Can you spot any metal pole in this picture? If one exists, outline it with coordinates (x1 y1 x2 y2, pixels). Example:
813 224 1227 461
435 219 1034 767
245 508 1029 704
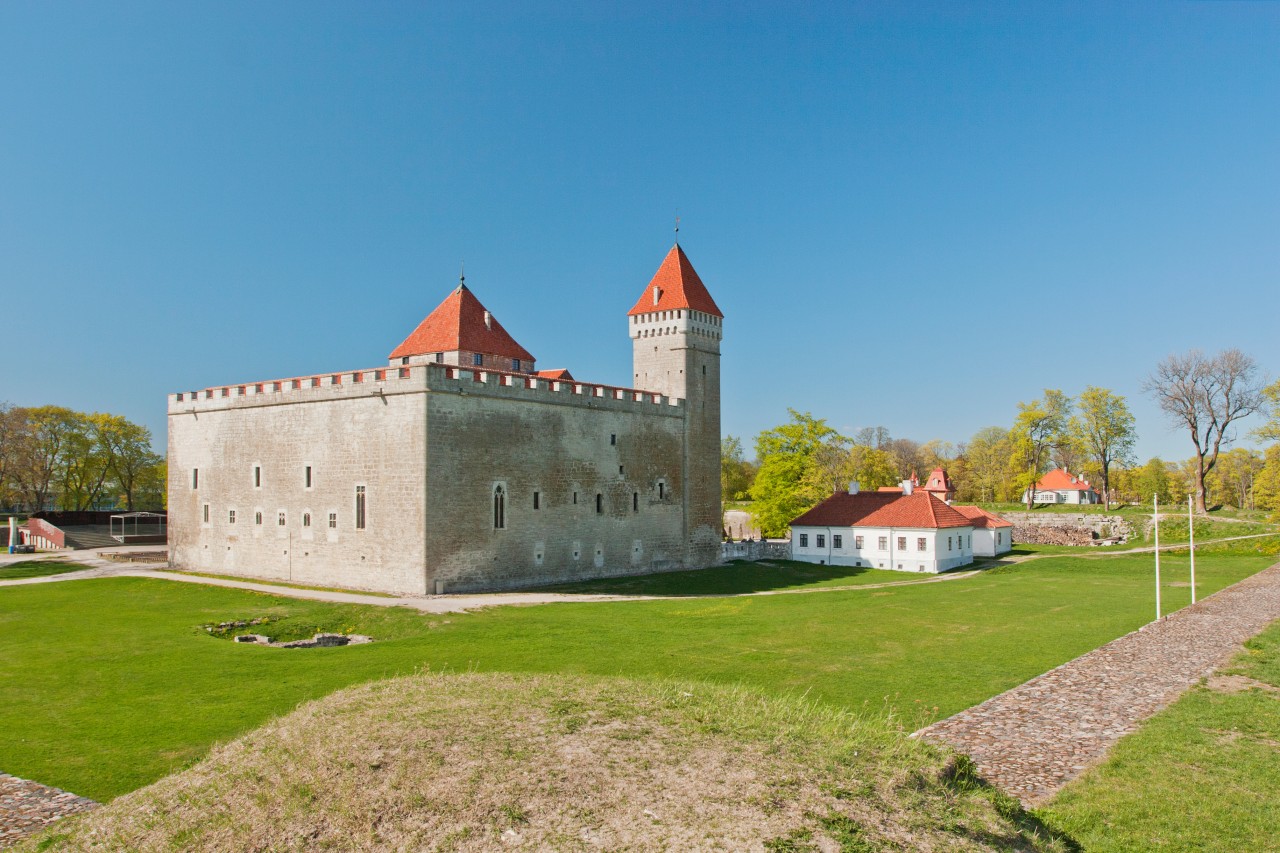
1188 494 1196 605
1154 494 1161 620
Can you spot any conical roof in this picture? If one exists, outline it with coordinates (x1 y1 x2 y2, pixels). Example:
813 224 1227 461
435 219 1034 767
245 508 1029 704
389 284 535 362
627 245 723 317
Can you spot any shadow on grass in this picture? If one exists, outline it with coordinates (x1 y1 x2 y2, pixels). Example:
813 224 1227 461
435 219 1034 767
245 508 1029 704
0 560 93 581
534 559 891 597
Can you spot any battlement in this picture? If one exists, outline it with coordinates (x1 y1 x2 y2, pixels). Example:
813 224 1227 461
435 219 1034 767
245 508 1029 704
169 363 684 416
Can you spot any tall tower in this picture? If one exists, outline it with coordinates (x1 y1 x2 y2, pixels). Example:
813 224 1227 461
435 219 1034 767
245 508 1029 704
628 244 723 567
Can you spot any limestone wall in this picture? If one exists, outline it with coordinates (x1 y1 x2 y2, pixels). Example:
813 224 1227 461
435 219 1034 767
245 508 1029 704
999 512 1135 545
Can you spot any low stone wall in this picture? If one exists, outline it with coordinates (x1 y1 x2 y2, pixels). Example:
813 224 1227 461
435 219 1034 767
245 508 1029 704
1000 512 1134 546
722 540 791 562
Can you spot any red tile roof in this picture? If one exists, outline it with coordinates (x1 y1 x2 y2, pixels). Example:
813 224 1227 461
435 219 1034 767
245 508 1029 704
951 505 1013 529
791 491 972 530
627 244 723 318
536 368 574 380
1033 468 1098 494
389 285 535 362
922 467 955 494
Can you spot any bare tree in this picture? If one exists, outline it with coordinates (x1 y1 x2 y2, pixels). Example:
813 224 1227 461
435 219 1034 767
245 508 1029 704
1144 349 1264 514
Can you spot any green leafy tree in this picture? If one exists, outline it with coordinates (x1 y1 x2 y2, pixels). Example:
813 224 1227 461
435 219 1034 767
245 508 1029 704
94 414 163 511
963 426 1018 503
1253 445 1280 520
749 410 845 537
1132 457 1174 506
1252 379 1280 444
720 435 756 502
847 445 898 492
1073 386 1137 509
1012 390 1073 509
58 412 111 510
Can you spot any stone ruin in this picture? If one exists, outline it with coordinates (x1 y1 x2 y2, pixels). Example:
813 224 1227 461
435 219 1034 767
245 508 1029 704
233 632 373 648
1000 513 1135 547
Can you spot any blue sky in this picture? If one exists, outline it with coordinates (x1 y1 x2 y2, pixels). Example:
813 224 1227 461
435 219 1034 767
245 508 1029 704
2 2 1277 463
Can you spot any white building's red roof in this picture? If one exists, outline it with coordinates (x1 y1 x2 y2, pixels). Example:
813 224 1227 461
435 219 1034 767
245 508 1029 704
791 491 972 530
951 505 1013 529
1033 468 1097 494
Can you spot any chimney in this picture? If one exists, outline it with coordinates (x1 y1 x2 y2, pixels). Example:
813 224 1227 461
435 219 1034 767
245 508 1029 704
483 311 492 330
903 479 914 495
849 481 860 494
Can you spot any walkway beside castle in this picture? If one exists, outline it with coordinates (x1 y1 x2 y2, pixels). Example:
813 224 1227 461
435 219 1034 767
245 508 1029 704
0 773 97 848
916 559 1280 807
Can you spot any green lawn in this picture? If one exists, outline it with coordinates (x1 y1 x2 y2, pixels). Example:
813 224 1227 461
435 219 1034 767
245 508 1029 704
2 545 1275 803
0 560 93 580
1039 620 1280 851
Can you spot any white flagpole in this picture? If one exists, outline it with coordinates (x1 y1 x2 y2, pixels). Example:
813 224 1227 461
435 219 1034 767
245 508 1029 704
1188 494 1196 605
1154 494 1161 620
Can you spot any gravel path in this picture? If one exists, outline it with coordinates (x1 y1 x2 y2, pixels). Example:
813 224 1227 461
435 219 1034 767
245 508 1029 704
0 773 97 848
917 559 1280 807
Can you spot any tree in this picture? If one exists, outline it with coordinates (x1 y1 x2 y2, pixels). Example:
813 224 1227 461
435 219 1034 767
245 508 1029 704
1012 390 1072 509
1210 448 1264 510
847 445 898 492
964 426 1017 503
0 403 20 509
58 412 110 510
749 410 845 538
1253 379 1280 443
1073 386 1137 509
1253 445 1280 520
12 405 79 511
1145 349 1265 514
1133 457 1174 505
94 414 162 510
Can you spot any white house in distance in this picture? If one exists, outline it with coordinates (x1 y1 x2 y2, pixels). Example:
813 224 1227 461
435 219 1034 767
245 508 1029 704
1022 467 1101 505
789 485 975 573
952 505 1014 557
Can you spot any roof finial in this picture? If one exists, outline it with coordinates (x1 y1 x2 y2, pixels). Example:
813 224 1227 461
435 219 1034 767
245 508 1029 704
674 215 680 244
459 261 466 289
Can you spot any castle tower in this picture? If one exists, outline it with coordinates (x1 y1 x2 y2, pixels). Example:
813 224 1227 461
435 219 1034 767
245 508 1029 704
628 244 723 567
388 281 536 374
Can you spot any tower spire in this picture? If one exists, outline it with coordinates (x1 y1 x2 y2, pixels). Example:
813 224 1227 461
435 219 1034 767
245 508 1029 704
459 261 466 290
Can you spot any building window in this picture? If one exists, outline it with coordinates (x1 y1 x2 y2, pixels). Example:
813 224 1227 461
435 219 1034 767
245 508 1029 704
619 465 624 475
513 358 521 371
303 513 311 528
596 493 603 514
833 535 842 549
493 484 505 529
855 535 864 549
572 491 578 505
948 537 953 551
878 536 888 550
255 511 263 525
355 486 366 530
816 534 825 548
305 466 312 489
633 492 639 512
799 534 809 547
192 468 199 489
328 512 337 529
401 356 410 365
610 434 617 445
229 509 236 524
434 352 444 363
533 491 540 510
657 481 665 500
278 511 286 526
472 353 483 366
254 466 261 488
897 536 906 550
997 532 1002 545
967 535 972 549
917 538 927 551
202 504 210 523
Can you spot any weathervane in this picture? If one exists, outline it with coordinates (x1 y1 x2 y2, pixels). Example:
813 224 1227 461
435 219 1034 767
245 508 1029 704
459 261 465 287
674 215 680 241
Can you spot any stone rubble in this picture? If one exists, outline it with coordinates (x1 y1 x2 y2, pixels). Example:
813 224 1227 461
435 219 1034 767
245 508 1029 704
918 560 1280 806
0 772 97 847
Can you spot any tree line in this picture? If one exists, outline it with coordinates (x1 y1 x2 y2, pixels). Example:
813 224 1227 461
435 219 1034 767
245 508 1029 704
723 348 1280 537
0 404 166 513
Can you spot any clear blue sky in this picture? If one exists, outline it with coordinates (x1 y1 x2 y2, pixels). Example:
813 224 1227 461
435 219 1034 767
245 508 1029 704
2 2 1277 463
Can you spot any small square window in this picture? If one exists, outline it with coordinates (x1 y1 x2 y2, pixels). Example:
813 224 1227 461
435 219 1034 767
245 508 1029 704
878 536 888 550
402 356 410 365
917 538 927 552
328 512 337 529
816 534 825 548
472 353 483 366
799 534 809 547
513 358 521 371
833 535 842 549
434 353 444 363
897 536 907 550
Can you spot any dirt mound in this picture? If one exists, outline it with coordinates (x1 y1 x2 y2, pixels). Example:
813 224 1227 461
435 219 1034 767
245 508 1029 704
23 673 1072 851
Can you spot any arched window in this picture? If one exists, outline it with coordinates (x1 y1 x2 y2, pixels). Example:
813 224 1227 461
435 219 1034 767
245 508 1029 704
493 484 506 529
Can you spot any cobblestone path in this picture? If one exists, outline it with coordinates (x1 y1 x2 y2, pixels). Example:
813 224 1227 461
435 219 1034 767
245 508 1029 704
917 560 1280 806
0 773 97 847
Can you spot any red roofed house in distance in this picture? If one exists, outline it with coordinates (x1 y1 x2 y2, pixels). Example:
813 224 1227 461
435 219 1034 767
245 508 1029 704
1022 467 1102 505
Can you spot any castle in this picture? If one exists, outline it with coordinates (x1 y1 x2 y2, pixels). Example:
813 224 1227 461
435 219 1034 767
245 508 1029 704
167 245 723 594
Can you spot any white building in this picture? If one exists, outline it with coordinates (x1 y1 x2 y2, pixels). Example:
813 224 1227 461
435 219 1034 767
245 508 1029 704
952 505 1014 557
1022 467 1101 505
789 486 974 573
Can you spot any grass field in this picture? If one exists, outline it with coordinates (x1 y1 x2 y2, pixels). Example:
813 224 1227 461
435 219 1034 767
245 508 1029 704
2 545 1276 803
0 560 92 580
1039 620 1280 851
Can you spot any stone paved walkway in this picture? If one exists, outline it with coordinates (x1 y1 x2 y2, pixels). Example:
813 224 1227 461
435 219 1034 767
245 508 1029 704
917 560 1280 807
0 773 97 847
